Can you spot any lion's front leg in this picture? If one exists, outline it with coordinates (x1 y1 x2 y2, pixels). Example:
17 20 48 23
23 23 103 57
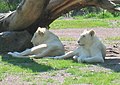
53 51 75 59
77 55 87 63
8 52 33 58
8 49 31 57
84 56 104 63
17 49 32 56
53 48 79 59
83 52 104 63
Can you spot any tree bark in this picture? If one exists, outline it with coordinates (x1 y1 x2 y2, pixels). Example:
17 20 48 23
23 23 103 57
0 0 119 33
27 0 120 34
0 0 50 32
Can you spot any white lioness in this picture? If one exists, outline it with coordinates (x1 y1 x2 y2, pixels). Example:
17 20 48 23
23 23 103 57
8 27 65 58
53 30 106 63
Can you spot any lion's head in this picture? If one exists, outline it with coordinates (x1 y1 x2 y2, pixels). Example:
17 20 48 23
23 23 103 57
31 27 50 46
77 30 95 46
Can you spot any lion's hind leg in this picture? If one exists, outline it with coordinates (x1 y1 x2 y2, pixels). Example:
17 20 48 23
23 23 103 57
18 49 32 56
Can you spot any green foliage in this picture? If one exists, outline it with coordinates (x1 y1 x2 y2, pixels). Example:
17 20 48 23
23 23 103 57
97 12 114 19
84 11 114 19
0 1 9 12
112 12 120 17
0 0 20 12
84 13 97 18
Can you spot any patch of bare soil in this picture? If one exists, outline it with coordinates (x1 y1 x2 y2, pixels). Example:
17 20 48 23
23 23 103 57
0 75 30 85
51 28 120 72
0 70 72 85
37 70 72 84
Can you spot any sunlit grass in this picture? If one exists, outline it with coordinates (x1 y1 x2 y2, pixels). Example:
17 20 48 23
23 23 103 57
0 17 120 84
50 18 120 29
0 51 120 84
64 67 120 85
0 55 85 75
106 36 120 40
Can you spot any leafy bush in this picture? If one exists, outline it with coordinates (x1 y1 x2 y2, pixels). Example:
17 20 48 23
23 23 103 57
84 13 97 18
97 11 114 18
0 1 9 12
112 12 120 17
0 0 21 12
84 11 114 19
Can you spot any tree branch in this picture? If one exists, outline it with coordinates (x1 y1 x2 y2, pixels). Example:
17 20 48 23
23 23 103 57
0 0 50 32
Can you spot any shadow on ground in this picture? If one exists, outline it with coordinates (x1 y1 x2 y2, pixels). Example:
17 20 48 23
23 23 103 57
99 58 120 72
100 47 120 72
1 54 54 72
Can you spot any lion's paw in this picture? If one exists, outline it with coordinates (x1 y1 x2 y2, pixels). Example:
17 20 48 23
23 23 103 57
8 52 13 55
8 52 22 58
77 57 85 63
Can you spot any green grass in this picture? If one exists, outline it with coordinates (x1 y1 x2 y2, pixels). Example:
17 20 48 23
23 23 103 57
0 18 120 84
50 19 120 29
0 54 120 84
106 36 120 41
64 67 120 85
0 55 84 79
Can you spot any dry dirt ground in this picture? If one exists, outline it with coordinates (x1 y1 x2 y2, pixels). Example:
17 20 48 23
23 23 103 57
51 28 120 72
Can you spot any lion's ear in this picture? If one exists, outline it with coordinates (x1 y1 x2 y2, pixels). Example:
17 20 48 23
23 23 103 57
89 30 95 36
37 27 46 36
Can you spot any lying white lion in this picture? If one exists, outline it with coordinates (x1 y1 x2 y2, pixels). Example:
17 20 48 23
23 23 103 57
8 27 65 58
53 30 106 63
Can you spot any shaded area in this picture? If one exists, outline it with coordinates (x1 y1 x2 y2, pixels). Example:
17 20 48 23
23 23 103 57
1 54 54 72
100 46 120 72
100 59 120 72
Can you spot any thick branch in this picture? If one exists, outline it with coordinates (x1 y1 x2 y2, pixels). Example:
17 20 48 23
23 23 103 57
47 0 120 20
0 0 50 32
36 0 120 28
0 0 119 33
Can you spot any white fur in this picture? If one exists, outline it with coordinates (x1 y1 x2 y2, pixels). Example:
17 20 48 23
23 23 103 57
53 30 106 63
8 27 65 58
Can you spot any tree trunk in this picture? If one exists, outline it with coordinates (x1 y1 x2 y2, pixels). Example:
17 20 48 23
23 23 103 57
0 0 50 32
0 0 119 52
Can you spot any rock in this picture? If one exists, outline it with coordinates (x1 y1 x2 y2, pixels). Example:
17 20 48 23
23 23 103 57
0 31 33 53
